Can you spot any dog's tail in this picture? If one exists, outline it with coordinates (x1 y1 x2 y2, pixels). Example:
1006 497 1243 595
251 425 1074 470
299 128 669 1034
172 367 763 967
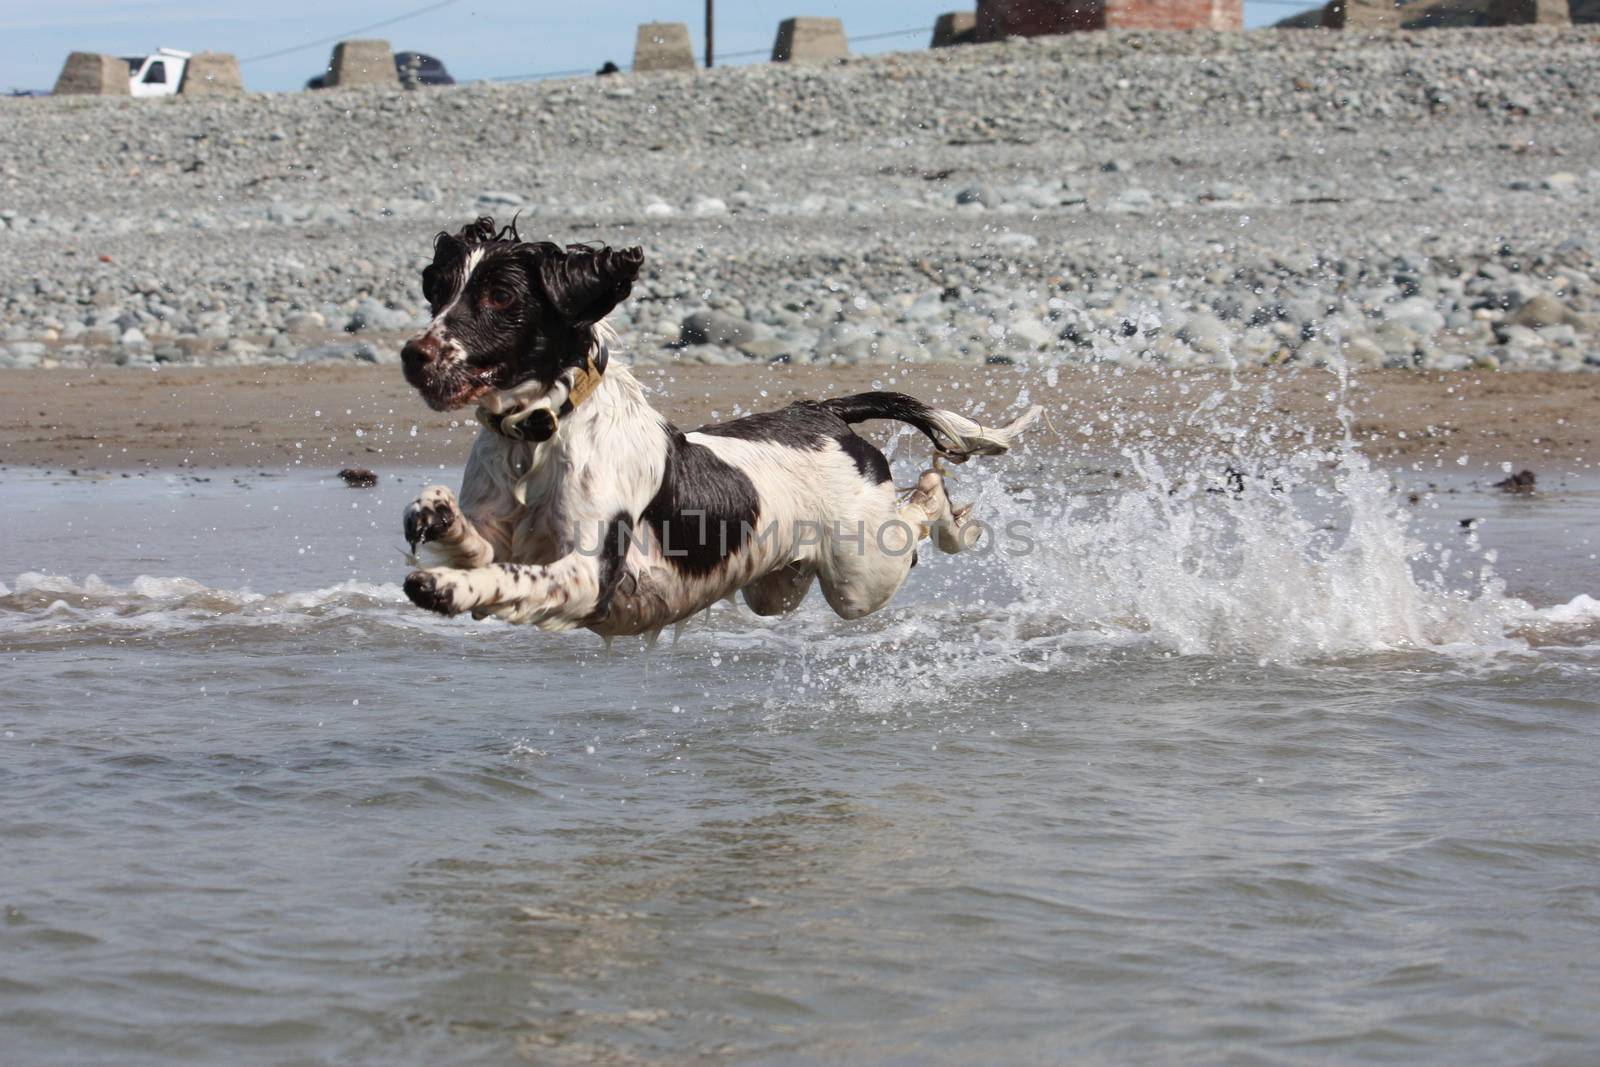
818 391 1043 460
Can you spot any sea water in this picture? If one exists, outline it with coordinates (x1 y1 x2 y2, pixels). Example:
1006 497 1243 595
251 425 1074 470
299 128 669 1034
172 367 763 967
4 394 1599 1065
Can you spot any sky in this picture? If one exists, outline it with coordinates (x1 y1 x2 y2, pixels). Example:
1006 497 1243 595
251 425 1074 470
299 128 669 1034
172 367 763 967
3 1 1324 92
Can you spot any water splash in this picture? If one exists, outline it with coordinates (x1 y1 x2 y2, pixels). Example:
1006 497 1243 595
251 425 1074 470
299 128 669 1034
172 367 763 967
996 444 1530 661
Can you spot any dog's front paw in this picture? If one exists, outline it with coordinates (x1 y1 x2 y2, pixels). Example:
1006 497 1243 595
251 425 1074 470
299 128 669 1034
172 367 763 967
404 485 460 549
404 569 463 615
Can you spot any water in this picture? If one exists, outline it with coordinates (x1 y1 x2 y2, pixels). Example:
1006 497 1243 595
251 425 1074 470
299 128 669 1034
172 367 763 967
5 432 1600 1064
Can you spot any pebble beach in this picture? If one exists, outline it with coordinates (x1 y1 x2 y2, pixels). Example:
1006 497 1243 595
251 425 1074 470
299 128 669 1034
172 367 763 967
3 25 1599 374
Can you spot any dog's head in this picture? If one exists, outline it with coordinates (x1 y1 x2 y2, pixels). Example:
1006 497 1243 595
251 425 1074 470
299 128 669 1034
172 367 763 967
400 217 644 411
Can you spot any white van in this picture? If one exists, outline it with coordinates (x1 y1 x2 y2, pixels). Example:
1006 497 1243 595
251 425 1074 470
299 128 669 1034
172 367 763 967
121 48 191 98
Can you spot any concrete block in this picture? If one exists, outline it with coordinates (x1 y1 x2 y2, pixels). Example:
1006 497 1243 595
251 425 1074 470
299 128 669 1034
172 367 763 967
931 11 979 46
52 52 131 96
1487 0 1572 22
178 52 244 95
1322 0 1493 28
325 39 398 89
771 17 849 63
1323 0 1390 27
633 22 697 72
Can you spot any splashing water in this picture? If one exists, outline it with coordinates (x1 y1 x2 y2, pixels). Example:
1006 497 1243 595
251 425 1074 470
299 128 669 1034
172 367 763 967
3 367 1596 720
1001 445 1525 660
3 451 1594 673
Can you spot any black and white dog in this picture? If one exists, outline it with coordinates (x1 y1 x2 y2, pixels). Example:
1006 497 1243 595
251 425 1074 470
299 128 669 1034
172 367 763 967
398 217 1040 635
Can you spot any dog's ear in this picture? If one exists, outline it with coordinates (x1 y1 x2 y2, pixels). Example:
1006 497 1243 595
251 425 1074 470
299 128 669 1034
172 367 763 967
455 216 501 245
532 244 645 327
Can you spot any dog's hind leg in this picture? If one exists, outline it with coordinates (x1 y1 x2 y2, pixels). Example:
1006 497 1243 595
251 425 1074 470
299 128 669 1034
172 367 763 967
814 470 974 621
741 560 816 616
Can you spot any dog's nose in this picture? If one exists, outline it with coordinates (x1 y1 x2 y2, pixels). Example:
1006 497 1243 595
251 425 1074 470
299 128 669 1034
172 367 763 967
401 333 442 368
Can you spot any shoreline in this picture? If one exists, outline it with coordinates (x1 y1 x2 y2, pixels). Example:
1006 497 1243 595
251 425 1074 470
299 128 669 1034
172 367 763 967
0 365 1593 477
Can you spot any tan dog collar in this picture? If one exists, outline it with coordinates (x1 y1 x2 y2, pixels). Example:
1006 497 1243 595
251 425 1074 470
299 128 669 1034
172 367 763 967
476 347 606 442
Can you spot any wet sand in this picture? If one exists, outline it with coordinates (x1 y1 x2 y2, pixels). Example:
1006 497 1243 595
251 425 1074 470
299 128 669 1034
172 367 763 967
0 364 1594 474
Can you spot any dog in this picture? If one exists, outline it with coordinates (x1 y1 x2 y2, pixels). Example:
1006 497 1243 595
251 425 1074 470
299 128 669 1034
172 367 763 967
398 217 1041 636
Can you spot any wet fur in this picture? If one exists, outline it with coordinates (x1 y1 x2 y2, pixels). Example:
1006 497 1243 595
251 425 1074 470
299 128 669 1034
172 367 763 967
399 218 1040 636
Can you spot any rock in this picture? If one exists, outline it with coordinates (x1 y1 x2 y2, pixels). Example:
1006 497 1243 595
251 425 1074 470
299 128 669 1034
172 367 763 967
1109 188 1157 213
1510 294 1580 329
296 341 379 363
1004 317 1054 351
1177 313 1230 356
1341 336 1387 368
337 467 379 488
2 27 1599 378
346 299 413 333
680 310 758 346
991 232 1039 250
735 338 791 361
285 311 328 336
1493 469 1537 494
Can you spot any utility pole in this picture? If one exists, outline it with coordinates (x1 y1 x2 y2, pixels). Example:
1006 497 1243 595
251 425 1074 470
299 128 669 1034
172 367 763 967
706 0 714 68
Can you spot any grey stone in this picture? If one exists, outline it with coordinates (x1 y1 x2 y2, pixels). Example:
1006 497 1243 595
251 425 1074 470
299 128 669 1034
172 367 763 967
681 310 760 346
736 338 792 361
295 341 376 363
285 311 327 336
1510 294 1580 328
1178 313 1230 355
1004 317 1054 350
347 299 413 333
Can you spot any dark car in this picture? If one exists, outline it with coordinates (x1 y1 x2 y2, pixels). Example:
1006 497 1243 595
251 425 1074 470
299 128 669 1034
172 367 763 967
394 52 454 87
306 51 454 90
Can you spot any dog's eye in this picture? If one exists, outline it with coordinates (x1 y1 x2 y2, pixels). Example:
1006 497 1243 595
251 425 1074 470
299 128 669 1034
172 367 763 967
481 288 515 311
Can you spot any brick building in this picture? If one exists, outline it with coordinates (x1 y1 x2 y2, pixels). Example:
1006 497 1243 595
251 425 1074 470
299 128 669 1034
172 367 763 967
977 0 1244 39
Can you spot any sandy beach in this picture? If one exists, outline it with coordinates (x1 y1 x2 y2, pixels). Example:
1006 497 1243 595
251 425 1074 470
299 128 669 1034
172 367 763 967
1 363 1593 476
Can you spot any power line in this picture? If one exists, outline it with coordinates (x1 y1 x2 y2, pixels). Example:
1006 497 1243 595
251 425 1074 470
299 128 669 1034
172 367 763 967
239 0 461 65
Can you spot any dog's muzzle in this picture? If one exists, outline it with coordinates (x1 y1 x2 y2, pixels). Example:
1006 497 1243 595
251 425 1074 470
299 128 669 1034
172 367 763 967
400 333 443 377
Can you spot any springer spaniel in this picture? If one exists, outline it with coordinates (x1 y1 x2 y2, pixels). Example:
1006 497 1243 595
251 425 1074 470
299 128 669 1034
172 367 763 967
398 218 1041 635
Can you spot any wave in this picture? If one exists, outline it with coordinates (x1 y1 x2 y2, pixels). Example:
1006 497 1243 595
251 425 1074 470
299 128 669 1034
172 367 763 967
4 444 1596 667
0 572 419 637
